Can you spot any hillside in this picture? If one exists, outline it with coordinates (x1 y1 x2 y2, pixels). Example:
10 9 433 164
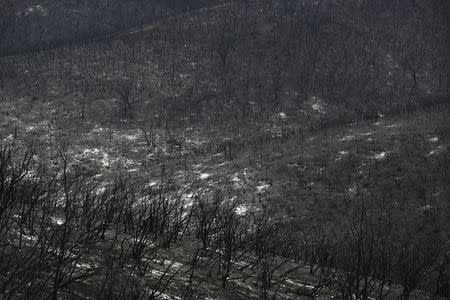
1 100 448 299
0 0 449 299
0 0 222 56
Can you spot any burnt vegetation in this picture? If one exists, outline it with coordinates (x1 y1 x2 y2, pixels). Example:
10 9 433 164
0 0 449 299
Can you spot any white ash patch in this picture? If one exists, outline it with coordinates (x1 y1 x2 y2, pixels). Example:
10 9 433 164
131 238 154 248
348 185 357 195
339 135 355 142
231 174 245 189
157 293 182 300
150 270 165 277
308 96 325 113
360 132 374 137
198 173 210 180
235 204 249 216
99 153 112 168
312 104 323 111
96 186 107 195
386 124 400 128
136 195 150 205
234 260 250 268
147 181 158 187
181 192 196 207
121 133 139 141
186 138 206 147
24 169 38 179
19 5 48 16
278 112 287 119
427 145 445 156
2 134 14 142
50 216 65 226
335 150 349 161
76 262 94 270
428 137 439 143
76 148 136 170
81 148 100 155
285 278 316 290
232 279 258 293
231 174 241 182
420 204 433 211
14 229 39 243
236 204 259 216
90 126 107 134
372 151 387 160
256 182 270 193
161 259 184 269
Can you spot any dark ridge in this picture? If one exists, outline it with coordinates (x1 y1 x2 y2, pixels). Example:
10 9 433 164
0 0 223 56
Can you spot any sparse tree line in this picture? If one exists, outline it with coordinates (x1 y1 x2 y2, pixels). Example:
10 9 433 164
293 193 449 300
